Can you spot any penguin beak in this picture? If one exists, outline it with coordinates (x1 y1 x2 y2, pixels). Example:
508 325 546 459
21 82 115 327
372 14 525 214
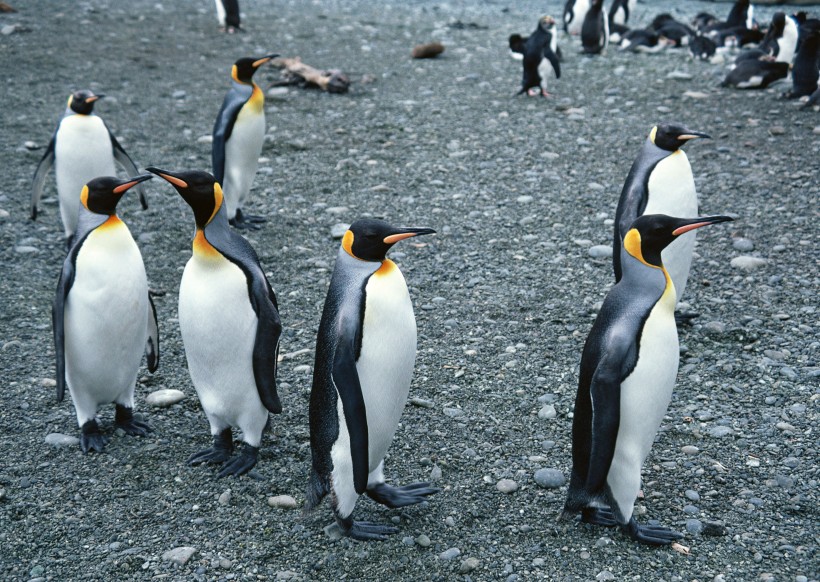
672 215 734 236
383 227 436 244
146 166 188 189
112 174 153 194
253 54 280 68
86 94 104 103
678 131 711 141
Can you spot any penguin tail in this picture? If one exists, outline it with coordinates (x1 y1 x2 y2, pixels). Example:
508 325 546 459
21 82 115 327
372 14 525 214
303 469 330 515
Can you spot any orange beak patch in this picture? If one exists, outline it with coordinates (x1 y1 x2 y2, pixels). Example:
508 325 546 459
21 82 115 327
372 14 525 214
159 173 188 188
113 180 139 194
672 222 711 236
253 57 272 68
383 232 419 244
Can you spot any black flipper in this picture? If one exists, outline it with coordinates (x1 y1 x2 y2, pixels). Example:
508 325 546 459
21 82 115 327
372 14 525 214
509 34 528 55
108 126 148 210
544 46 562 79
145 292 159 372
212 82 254 185
31 133 56 220
53 238 81 402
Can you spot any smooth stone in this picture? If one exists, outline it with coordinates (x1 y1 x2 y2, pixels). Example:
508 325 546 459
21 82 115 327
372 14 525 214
459 557 480 574
293 364 311 374
769 126 786 135
415 534 432 547
538 404 557 420
686 519 704 535
218 490 231 505
517 195 533 203
496 479 518 494
708 426 733 438
172 90 186 99
533 468 565 489
402 536 415 546
704 321 726 334
667 71 693 80
162 546 197 566
596 571 616 581
0 209 9 218
410 397 434 408
439 547 461 561
443 407 464 418
681 445 699 455
15 246 38 254
145 389 186 407
732 238 754 252
588 245 613 259
45 433 80 447
731 256 767 271
325 206 349 215
196 135 213 144
685 489 700 502
330 223 349 239
267 495 298 509
430 465 442 481
323 523 343 541
683 504 699 515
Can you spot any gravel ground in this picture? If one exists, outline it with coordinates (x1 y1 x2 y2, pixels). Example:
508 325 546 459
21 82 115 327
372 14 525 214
1 1 818 580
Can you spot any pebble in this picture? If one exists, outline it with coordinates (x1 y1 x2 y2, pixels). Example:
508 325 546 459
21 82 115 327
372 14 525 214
415 534 431 547
445 516 456 527
588 245 613 259
533 468 565 489
538 404 557 420
439 547 461 561
145 389 186 407
325 206 348 215
683 504 699 515
782 457 799 469
704 321 726 335
44 433 80 447
732 238 754 252
267 495 298 509
0 209 9 219
15 246 38 254
218 490 231 505
517 195 533 203
685 489 700 502
686 518 704 535
197 135 213 144
430 465 442 481
814 127 820 135
683 90 709 99
219 558 232 569
0 488 5 501
443 407 464 418
708 426 733 438
769 126 786 135
681 445 699 455
330 223 349 239
402 536 414 546
410 397 434 408
731 256 767 270
667 71 693 80
496 479 518 494
459 557 480 573
172 90 186 99
596 571 616 581
293 364 311 374
702 521 727 536
162 546 197 566
323 523 344 540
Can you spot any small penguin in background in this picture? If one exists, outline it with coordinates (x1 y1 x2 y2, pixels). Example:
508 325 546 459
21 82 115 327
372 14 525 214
147 167 282 478
689 35 717 61
53 174 158 453
215 0 241 33
721 59 790 89
613 124 710 321
766 12 800 64
564 0 591 36
305 219 439 541
581 0 609 55
619 30 671 54
562 213 734 545
212 54 278 230
32 90 148 245
784 23 820 100
510 16 562 97
609 0 636 27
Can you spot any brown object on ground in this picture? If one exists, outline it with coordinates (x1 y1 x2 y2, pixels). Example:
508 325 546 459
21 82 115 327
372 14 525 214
0 2 17 12
270 57 350 94
412 42 445 59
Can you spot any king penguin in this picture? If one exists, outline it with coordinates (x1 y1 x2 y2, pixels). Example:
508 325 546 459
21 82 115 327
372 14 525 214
53 174 158 453
564 0 591 36
32 90 148 245
305 218 439 541
609 0 636 27
215 0 242 33
212 54 278 230
511 15 562 97
562 213 734 545
613 123 710 320
581 0 610 55
147 167 282 478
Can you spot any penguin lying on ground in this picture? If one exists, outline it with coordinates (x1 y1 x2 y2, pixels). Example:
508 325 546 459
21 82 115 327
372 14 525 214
562 213 734 545
147 167 283 478
212 54 278 230
613 123 710 323
215 0 242 33
619 30 672 54
721 59 790 89
581 0 609 55
53 174 158 453
689 35 717 61
564 0 590 36
784 23 820 100
510 15 562 96
648 14 695 48
32 90 148 246
305 219 438 541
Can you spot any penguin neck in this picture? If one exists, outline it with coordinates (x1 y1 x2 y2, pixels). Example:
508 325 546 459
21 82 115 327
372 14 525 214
192 229 222 261
75 207 114 242
336 247 382 277
620 249 676 307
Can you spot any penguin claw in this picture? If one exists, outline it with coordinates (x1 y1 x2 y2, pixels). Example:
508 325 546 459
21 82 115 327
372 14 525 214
622 518 684 546
338 518 399 541
114 405 153 437
217 444 259 478
365 481 440 508
674 310 700 326
581 507 618 527
188 429 234 466
80 421 109 454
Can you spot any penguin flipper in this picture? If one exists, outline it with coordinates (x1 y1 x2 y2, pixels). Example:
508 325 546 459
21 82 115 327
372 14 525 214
145 292 160 373
212 85 253 184
31 136 56 220
53 244 80 402
108 128 148 210
251 286 283 414
332 321 369 496
509 34 527 55
543 47 562 79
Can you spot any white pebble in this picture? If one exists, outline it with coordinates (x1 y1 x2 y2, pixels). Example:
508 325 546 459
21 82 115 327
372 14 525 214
145 389 186 407
267 495 298 509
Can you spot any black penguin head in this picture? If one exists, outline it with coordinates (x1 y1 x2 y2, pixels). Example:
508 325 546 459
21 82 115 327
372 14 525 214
650 123 711 152
80 174 152 216
232 54 280 83
342 218 435 262
68 90 104 115
146 167 223 229
624 214 734 268
770 12 786 35
539 15 556 30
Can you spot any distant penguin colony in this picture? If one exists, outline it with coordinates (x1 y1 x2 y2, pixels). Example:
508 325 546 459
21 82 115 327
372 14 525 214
26 0 818 552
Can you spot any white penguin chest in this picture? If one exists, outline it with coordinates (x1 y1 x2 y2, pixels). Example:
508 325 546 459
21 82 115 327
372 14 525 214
55 115 116 178
226 96 266 167
356 260 417 465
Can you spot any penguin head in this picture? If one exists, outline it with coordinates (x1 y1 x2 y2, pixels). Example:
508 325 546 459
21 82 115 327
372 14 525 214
146 167 223 229
68 90 104 115
539 15 556 30
649 123 711 151
624 214 734 268
80 174 153 216
232 54 280 83
342 219 435 262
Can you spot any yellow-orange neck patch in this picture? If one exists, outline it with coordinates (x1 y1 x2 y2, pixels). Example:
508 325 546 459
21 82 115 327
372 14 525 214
649 126 658 145
624 228 656 269
342 230 356 258
193 229 221 259
374 259 397 277
247 84 264 113
80 185 89 210
97 215 123 231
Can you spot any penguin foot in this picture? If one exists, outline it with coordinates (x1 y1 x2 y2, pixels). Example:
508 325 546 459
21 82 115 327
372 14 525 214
581 507 618 527
80 420 110 454
365 482 440 508
188 428 233 466
114 405 153 437
218 443 259 478
674 310 700 326
622 517 684 546
527 88 539 97
336 515 399 542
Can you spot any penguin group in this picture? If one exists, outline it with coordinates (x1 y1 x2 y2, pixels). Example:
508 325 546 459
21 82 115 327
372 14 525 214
27 2 749 549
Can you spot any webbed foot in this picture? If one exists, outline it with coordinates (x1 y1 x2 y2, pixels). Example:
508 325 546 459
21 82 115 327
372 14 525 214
114 405 153 437
336 515 399 541
365 481 439 508
80 420 109 454
622 517 684 546
188 428 233 465
218 443 259 478
582 507 618 526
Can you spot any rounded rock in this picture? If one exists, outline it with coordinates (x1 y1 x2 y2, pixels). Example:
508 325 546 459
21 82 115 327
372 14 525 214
45 433 80 447
439 547 461 561
732 238 754 252
588 245 613 259
267 495 299 509
730 256 767 271
496 479 518 494
533 468 565 489
145 389 186 407
459 557 480 574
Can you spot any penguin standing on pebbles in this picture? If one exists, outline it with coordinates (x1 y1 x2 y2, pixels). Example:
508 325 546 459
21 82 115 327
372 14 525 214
510 15 562 97
215 0 242 33
53 174 158 453
581 0 609 55
564 0 591 36
562 213 734 545
305 219 439 541
32 90 148 245
147 167 282 478
613 123 710 320
212 54 278 229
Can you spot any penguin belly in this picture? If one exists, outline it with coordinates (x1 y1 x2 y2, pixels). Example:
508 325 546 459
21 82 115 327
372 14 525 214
54 116 116 238
566 0 591 35
606 283 678 523
64 218 148 425
538 59 555 88
644 151 698 303
178 247 267 445
222 100 265 218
